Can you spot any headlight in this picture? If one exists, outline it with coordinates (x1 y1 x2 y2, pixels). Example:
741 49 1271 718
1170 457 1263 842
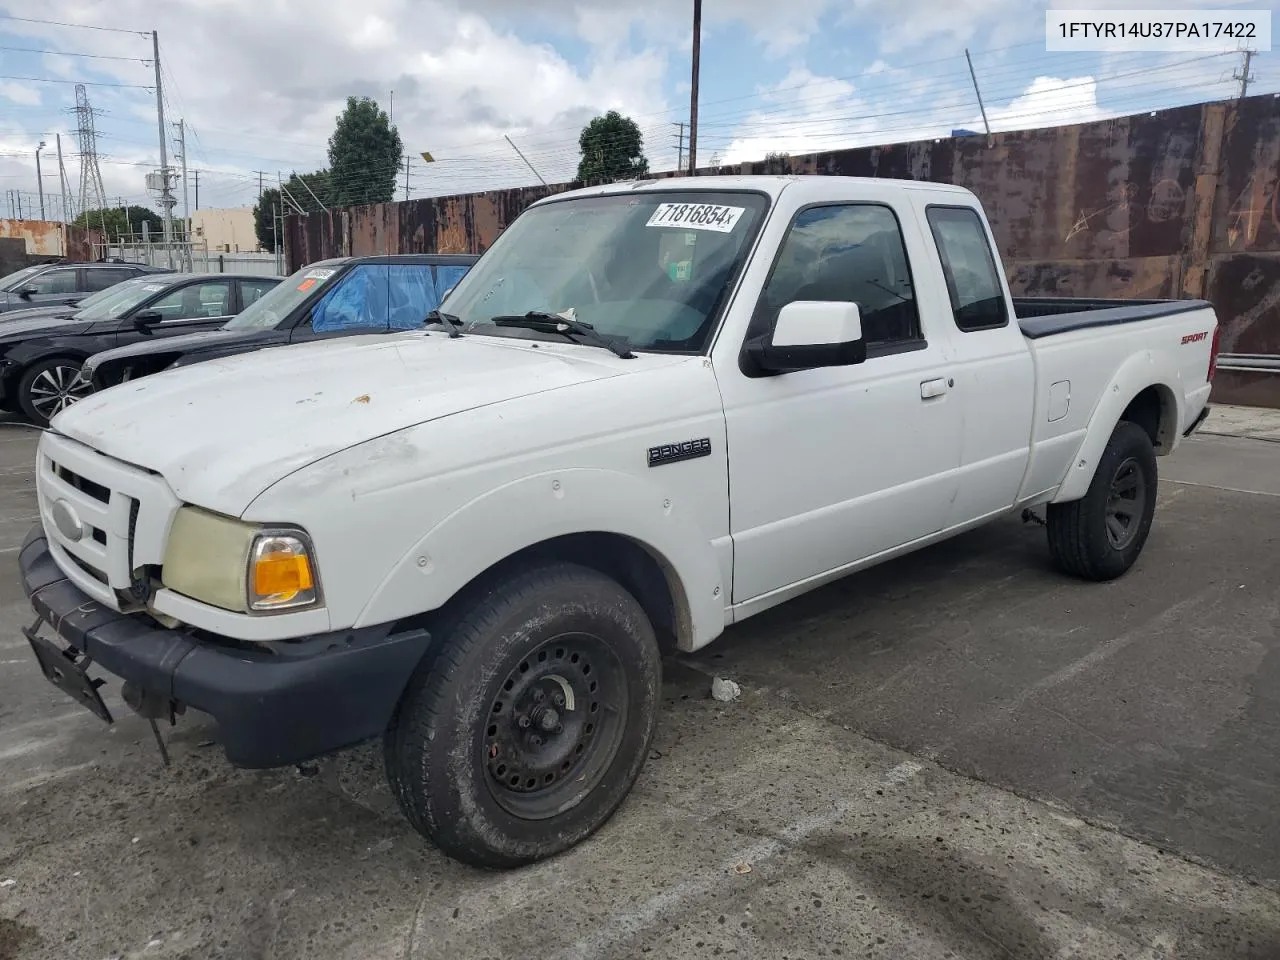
162 506 321 614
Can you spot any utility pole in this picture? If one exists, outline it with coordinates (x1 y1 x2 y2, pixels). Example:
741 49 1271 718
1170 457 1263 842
1234 48 1256 99
35 141 45 219
254 170 266 199
505 135 548 185
194 169 199 210
152 30 174 268
404 156 410 201
672 122 686 172
16 192 22 219
175 118 190 265
688 0 701 175
271 202 280 272
965 48 993 147
55 134 69 223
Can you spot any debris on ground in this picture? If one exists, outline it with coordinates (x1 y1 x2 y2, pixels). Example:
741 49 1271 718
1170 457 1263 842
732 863 752 875
711 677 741 702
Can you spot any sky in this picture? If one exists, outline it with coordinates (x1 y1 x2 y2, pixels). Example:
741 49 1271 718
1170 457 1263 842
0 0 1272 219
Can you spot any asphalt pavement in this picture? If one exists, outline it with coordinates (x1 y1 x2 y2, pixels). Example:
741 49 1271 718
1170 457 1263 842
1 409 1279 960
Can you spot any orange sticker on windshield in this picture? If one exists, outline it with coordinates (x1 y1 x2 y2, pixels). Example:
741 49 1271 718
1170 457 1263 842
297 278 317 292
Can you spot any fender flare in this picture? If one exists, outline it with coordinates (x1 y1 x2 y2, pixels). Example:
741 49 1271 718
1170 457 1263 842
355 467 726 649
1052 350 1183 503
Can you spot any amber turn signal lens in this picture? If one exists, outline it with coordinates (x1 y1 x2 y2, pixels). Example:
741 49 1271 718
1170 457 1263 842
249 535 318 610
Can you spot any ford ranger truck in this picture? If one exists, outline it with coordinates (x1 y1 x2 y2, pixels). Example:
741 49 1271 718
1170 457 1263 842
18 176 1218 869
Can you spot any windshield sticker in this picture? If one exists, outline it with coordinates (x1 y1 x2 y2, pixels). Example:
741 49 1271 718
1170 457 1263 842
646 202 745 233
142 283 166 292
297 278 318 292
305 268 336 280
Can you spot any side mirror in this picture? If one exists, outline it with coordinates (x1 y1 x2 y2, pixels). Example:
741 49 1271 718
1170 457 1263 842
17 286 37 300
744 301 866 375
132 309 163 333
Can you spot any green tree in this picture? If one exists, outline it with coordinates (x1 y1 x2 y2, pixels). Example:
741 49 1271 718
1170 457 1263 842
72 205 163 242
761 151 791 174
576 111 648 184
254 187 282 253
327 96 403 207
253 172 333 252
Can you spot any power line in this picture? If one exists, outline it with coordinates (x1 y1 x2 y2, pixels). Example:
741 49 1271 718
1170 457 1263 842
0 44 150 62
0 14 148 36
0 74 152 90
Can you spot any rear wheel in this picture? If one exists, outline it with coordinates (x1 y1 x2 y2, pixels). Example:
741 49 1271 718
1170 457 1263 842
1046 420 1157 581
383 561 661 868
17 356 92 427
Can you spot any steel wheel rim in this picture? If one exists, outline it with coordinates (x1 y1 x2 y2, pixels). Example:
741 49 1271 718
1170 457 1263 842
483 632 628 821
1105 456 1146 549
28 364 92 419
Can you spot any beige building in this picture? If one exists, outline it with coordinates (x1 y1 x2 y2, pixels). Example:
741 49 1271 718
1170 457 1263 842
190 207 259 253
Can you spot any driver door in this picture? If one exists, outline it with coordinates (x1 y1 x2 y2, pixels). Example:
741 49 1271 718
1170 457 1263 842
718 199 963 603
117 279 235 345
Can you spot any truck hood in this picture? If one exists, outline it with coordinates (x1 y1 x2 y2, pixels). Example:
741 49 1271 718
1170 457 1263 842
52 331 674 515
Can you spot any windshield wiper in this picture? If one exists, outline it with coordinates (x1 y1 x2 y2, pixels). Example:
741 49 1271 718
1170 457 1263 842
424 309 463 338
490 312 634 359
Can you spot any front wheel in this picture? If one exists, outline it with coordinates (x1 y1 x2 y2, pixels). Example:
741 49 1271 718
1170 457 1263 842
17 356 93 427
383 561 661 868
1046 420 1158 581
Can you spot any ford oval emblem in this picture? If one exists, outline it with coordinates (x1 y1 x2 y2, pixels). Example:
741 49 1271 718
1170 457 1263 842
50 499 84 543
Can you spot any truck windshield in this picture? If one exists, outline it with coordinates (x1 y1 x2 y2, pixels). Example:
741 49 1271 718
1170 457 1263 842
73 277 176 322
223 263 344 330
442 191 770 353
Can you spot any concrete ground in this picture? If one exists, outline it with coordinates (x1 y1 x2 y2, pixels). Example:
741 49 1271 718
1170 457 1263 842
2 406 1280 960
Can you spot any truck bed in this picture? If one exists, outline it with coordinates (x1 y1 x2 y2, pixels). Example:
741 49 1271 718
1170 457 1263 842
1014 297 1212 340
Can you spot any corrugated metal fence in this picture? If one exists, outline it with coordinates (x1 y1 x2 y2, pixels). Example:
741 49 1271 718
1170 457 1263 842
284 93 1280 407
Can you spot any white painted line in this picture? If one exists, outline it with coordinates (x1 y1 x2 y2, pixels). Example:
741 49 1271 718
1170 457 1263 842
1165 478 1280 498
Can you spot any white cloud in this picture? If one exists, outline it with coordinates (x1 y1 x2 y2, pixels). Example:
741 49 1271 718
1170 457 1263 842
0 83 41 107
986 75 1106 131
713 69 1112 165
6 0 679 207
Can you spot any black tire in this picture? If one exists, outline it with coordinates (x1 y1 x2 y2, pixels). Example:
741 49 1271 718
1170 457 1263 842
1047 420 1157 581
383 561 662 868
16 356 93 427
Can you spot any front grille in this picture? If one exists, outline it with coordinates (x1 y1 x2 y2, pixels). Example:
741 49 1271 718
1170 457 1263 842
51 460 110 504
36 434 178 611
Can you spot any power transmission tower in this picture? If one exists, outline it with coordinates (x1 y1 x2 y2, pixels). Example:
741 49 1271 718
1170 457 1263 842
1233 48 1256 99
73 83 108 218
671 122 686 172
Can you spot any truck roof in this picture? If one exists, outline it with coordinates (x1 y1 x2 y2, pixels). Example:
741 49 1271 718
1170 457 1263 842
534 174 979 206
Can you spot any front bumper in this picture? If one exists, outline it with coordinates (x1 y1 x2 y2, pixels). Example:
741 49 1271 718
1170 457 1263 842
19 525 432 768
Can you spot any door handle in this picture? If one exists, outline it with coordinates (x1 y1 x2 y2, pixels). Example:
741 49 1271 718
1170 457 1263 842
920 377 950 400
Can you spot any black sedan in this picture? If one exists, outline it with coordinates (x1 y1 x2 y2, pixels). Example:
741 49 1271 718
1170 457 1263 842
82 254 477 391
0 271 282 426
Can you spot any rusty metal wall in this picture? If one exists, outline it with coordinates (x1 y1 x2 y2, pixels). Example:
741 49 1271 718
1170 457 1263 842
0 221 100 277
0 219 67 256
284 94 1280 406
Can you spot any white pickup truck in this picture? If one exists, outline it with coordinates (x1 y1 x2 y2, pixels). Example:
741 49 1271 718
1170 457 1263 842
19 176 1218 868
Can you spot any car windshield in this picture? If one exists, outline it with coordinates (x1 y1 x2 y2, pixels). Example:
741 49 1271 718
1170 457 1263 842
442 190 770 353
0 265 43 292
72 277 174 322
223 262 344 330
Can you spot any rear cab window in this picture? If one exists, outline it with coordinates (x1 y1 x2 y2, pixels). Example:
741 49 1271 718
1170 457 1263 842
925 205 1009 332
